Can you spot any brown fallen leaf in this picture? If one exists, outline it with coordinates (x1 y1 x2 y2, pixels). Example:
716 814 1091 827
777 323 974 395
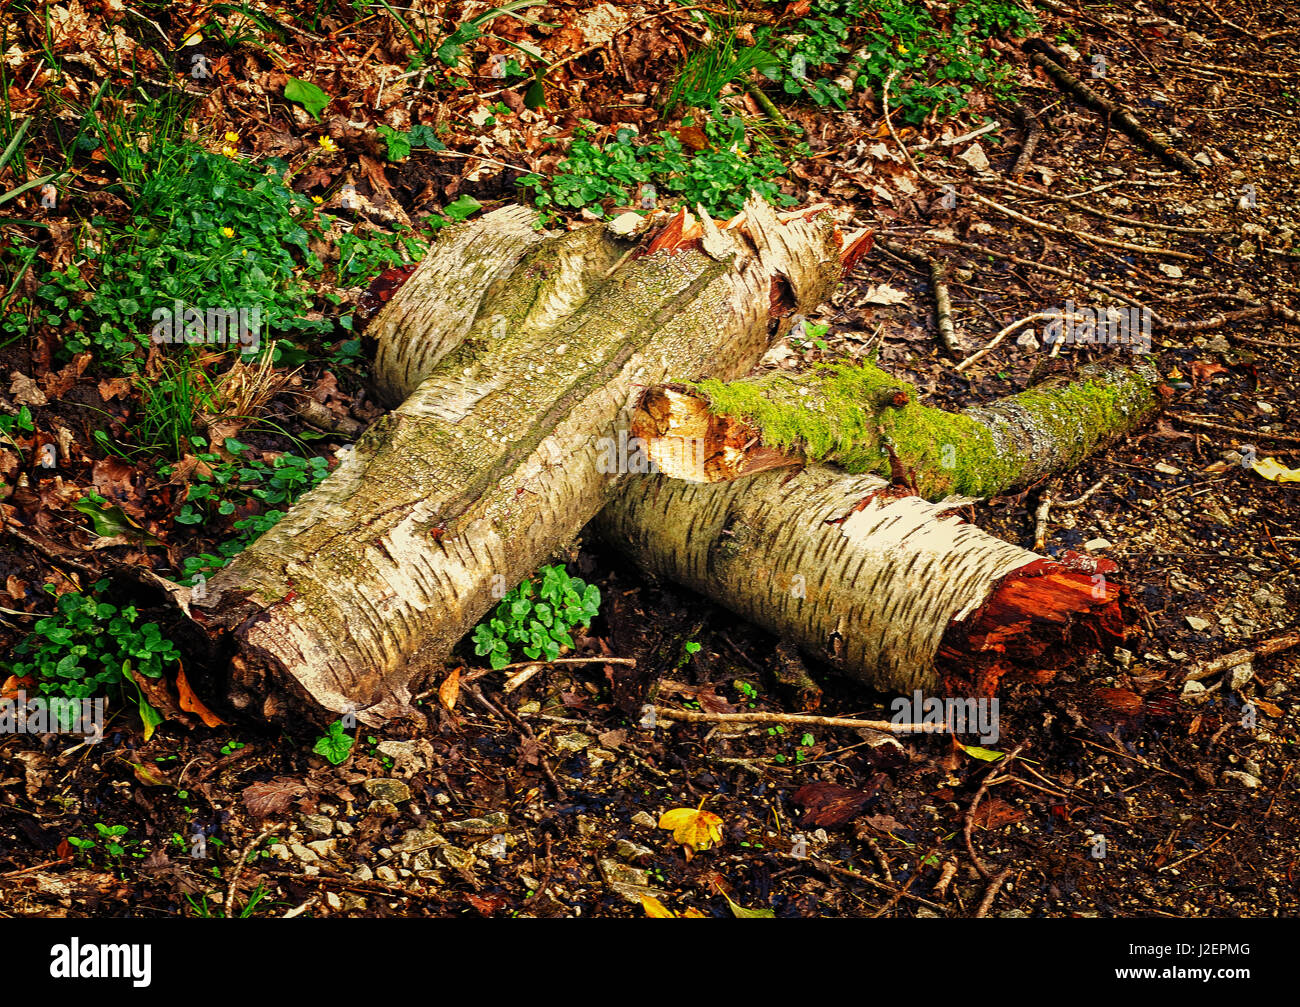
792 781 875 828
176 666 227 727
242 777 307 817
438 667 461 711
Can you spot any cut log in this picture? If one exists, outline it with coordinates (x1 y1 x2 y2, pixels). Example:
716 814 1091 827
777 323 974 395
190 200 851 725
592 466 1127 696
628 359 1164 499
356 220 1142 699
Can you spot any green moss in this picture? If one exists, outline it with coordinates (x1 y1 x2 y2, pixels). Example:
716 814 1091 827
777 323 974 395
685 361 1160 500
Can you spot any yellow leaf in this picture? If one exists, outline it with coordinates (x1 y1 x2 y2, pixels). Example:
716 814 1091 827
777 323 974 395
724 893 775 918
641 895 707 918
1252 457 1300 483
659 806 724 852
641 895 675 918
958 743 1004 762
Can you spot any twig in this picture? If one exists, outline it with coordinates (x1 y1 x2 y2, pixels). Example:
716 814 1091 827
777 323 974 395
963 746 1024 879
653 707 945 734
1025 47 1200 176
458 656 636 686
1034 476 1107 550
973 868 1012 918
908 233 1158 317
985 177 1228 235
1172 415 1300 445
877 240 961 359
468 685 568 799
1009 105 1043 179
797 855 948 912
955 311 1075 373
966 191 1199 261
225 824 283 916
1183 630 1300 683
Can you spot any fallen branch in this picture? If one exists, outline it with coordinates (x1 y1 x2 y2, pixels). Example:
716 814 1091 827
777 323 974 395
1024 44 1201 177
632 360 1164 499
877 240 961 359
1182 630 1300 683
653 706 941 734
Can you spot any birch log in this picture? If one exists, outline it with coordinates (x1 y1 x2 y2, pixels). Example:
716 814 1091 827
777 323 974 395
191 200 847 725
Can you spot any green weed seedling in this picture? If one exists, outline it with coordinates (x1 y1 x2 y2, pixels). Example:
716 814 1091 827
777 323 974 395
472 564 600 669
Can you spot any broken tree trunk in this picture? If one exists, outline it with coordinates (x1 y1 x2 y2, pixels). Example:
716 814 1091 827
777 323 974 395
629 358 1164 498
593 466 1127 696
190 200 850 725
346 211 1142 705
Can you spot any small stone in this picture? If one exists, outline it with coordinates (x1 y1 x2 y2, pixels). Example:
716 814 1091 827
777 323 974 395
363 779 411 803
1181 680 1207 703
351 864 373 882
631 811 657 829
325 891 343 911
395 823 448 851
555 732 593 754
444 812 509 833
1083 538 1112 552
437 845 475 870
298 813 334 838
306 839 338 859
1229 662 1254 691
1185 616 1210 631
1113 648 1134 669
613 839 655 862
1158 263 1183 278
915 907 942 918
999 909 1031 919
434 793 451 805
367 800 400 817
1016 331 1039 351
376 739 433 774
375 866 399 883
957 143 990 171
289 843 318 863
336 822 354 837
1222 770 1261 789
268 843 293 862
341 895 368 912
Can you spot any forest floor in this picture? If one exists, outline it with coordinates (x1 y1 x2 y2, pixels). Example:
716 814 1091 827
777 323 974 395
0 0 1297 918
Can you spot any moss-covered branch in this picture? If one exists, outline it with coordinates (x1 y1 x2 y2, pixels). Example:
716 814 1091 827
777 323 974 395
631 359 1163 499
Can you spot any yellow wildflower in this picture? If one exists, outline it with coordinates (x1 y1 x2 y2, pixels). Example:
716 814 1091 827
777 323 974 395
221 227 235 238
317 136 338 153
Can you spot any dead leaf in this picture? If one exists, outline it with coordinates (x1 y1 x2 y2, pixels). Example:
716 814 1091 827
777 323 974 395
176 667 227 727
9 371 47 406
640 894 706 917
862 284 908 306
438 667 461 711
659 804 724 852
242 777 307 817
1252 457 1300 483
791 781 875 828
